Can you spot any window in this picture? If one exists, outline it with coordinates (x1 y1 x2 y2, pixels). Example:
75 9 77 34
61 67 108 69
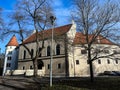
48 64 50 69
39 48 42 57
81 49 87 54
7 56 12 60
103 50 109 54
98 59 101 64
95 49 101 53
30 65 33 69
107 59 110 64
115 59 118 64
8 51 12 55
23 50 26 59
47 46 51 56
76 60 79 65
23 66 25 70
56 44 60 55
113 50 120 54
31 49 34 58
7 63 11 67
58 63 61 69
38 60 44 69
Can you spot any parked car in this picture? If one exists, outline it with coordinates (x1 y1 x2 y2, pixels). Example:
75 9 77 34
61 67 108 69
104 71 117 76
112 71 120 76
97 71 120 76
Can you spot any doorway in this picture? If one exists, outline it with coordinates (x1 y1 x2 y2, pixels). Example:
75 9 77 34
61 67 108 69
38 60 44 69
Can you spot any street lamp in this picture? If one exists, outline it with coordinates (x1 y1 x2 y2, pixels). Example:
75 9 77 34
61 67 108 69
50 16 56 87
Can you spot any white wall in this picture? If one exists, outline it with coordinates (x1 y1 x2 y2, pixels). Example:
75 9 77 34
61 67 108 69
68 44 120 76
3 46 18 76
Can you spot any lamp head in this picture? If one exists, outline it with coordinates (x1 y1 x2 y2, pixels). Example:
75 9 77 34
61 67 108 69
50 16 56 25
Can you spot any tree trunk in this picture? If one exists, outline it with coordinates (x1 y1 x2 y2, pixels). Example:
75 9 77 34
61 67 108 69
88 47 94 82
33 58 38 77
89 60 94 82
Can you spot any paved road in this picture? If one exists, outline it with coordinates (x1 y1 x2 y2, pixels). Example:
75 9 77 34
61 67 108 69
0 76 38 90
0 85 15 90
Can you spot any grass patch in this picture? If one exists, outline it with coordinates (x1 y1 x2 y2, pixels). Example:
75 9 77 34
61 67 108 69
26 77 120 90
54 77 120 90
41 85 88 90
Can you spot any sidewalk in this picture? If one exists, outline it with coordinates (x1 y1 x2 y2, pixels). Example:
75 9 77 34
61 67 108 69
0 76 44 90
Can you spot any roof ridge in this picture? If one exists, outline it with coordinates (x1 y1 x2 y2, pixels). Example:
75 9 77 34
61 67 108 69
22 24 73 44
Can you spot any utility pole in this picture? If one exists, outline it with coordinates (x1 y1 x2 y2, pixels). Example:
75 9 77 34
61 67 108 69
50 16 56 87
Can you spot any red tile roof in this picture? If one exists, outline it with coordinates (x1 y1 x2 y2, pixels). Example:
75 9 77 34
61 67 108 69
73 32 114 45
6 35 19 46
22 23 113 45
23 24 72 44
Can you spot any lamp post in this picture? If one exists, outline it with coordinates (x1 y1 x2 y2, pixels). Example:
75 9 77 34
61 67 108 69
50 16 56 87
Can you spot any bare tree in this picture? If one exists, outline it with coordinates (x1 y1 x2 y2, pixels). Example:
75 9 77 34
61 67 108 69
3 0 54 77
0 8 5 40
72 0 120 82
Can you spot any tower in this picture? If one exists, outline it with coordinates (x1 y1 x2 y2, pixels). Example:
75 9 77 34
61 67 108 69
3 35 19 76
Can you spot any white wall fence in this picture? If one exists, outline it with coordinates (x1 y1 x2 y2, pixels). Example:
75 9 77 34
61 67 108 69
5 70 45 76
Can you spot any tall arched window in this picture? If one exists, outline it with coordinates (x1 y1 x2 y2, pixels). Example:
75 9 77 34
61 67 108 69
47 46 51 56
56 44 60 55
23 50 26 59
31 49 34 58
39 47 42 57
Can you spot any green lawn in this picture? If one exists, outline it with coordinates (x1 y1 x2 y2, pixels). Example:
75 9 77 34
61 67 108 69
40 77 120 90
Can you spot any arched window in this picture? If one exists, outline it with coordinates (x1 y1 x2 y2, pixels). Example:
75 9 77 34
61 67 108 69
56 44 60 55
38 60 44 69
47 46 51 56
23 50 26 59
39 48 42 57
31 49 34 58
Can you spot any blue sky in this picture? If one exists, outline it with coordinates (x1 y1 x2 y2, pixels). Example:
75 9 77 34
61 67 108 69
0 0 16 10
0 0 72 53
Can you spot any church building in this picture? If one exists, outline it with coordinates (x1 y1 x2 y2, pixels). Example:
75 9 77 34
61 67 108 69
3 22 120 76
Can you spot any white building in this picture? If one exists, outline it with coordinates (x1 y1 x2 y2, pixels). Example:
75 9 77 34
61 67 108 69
3 22 120 76
3 35 19 76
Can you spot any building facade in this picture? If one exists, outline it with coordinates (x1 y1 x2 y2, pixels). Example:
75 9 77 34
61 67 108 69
3 22 120 76
3 35 19 76
17 22 120 77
